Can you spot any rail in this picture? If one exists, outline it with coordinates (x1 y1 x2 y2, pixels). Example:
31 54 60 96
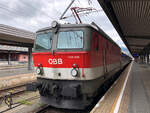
0 82 37 113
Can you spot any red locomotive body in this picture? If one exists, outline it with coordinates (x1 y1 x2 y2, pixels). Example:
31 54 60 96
31 22 128 109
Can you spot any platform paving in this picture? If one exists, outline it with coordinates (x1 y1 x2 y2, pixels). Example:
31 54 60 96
91 62 150 113
0 73 36 90
128 63 150 113
91 62 132 113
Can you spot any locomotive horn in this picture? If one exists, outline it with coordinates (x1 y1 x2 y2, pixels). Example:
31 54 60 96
51 21 60 33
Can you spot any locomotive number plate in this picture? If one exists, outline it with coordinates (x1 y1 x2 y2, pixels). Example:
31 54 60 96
48 58 63 64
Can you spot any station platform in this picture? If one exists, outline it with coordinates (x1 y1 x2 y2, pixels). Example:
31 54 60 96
0 73 36 90
91 62 150 113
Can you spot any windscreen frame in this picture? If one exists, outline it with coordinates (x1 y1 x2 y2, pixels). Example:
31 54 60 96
56 30 84 50
34 26 92 53
34 30 53 52
54 27 92 52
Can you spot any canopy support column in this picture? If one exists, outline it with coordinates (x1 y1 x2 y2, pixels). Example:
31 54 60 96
28 47 32 70
147 51 149 64
8 52 11 65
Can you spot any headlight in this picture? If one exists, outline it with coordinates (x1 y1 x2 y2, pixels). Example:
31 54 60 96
51 21 58 28
36 67 41 75
71 68 78 77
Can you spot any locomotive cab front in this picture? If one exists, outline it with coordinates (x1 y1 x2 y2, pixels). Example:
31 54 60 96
33 22 92 80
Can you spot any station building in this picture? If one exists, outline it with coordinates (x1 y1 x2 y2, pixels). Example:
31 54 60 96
0 45 28 65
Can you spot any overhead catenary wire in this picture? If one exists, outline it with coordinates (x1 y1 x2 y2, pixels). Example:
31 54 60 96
60 0 103 24
73 1 91 24
0 0 103 26
53 0 63 16
0 5 30 18
89 0 103 15
0 3 32 17
0 1 57 21
19 0 57 20
0 4 47 29
59 0 75 20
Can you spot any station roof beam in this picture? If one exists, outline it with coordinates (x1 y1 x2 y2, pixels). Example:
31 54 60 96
0 24 35 70
0 24 35 47
98 0 150 55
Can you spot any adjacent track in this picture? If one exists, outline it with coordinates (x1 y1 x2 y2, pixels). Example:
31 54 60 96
0 84 26 99
0 95 40 113
0 83 39 113
34 105 86 113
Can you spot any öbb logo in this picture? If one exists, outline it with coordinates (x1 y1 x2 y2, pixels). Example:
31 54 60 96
48 58 63 64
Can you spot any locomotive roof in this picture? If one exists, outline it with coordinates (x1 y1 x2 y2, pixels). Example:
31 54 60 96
37 23 120 48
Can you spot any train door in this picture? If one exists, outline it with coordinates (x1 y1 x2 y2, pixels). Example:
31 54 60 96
103 41 107 74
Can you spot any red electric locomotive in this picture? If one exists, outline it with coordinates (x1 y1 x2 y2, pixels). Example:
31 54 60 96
30 21 128 109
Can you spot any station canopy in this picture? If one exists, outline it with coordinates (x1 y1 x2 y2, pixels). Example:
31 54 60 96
0 24 35 47
98 0 150 55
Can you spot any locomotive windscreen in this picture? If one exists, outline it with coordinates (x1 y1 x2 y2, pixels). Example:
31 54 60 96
35 32 52 50
57 31 83 49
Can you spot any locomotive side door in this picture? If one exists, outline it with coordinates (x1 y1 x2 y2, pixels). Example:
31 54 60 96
103 42 107 74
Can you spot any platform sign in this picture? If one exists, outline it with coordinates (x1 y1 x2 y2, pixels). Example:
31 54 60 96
132 53 139 57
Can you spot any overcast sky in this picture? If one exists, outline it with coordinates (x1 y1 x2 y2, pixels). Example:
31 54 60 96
0 0 129 54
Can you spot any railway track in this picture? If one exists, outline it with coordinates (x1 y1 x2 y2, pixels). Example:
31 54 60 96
0 84 26 99
0 83 40 113
33 105 87 113
0 84 27 108
0 95 40 113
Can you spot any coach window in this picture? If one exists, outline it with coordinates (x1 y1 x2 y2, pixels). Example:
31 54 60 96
57 31 84 49
35 32 52 51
